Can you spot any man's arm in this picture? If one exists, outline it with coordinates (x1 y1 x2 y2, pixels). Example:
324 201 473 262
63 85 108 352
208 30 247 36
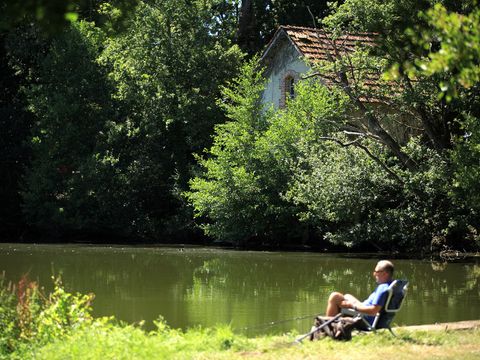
340 300 382 316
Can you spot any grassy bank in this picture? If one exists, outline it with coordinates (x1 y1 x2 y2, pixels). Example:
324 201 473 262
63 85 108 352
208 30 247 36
30 325 480 360
1 277 479 360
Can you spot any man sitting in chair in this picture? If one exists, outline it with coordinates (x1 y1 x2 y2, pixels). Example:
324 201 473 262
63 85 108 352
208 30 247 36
325 260 394 327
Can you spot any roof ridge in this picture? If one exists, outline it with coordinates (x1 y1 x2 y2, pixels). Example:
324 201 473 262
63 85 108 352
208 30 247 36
280 25 316 30
279 25 377 38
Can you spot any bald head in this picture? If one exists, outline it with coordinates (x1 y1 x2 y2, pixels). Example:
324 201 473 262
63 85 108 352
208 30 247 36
376 260 394 277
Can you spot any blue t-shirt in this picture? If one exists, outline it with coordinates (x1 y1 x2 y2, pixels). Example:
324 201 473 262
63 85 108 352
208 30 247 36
362 282 392 325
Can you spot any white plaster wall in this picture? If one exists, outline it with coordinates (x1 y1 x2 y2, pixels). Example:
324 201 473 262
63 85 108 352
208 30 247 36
261 41 311 109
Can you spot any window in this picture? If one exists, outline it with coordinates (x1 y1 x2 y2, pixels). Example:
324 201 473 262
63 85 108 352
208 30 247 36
279 71 298 108
287 76 295 99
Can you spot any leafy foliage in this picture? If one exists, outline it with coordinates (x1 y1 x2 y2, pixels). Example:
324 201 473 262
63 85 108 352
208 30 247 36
0 275 18 357
94 0 243 238
0 0 139 33
20 20 118 235
287 139 394 249
187 59 353 246
402 3 480 100
0 274 94 359
186 58 286 244
0 30 32 239
285 0 480 251
16 1 243 240
2 0 480 252
188 0 480 252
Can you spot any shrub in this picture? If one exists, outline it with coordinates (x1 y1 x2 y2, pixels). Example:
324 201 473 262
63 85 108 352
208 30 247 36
0 274 94 359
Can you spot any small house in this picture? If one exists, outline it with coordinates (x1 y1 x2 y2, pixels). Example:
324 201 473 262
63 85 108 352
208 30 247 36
260 26 375 109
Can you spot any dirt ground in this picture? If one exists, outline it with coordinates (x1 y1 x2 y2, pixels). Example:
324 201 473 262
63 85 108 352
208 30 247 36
398 320 480 331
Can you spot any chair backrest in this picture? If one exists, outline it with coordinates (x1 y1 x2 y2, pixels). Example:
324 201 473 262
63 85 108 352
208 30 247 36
372 279 409 330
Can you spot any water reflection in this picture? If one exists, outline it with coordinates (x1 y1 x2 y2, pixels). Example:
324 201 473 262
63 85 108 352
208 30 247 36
0 243 478 335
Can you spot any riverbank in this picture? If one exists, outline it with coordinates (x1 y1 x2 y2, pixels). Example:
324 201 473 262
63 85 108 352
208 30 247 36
30 322 480 360
2 239 480 261
401 320 480 331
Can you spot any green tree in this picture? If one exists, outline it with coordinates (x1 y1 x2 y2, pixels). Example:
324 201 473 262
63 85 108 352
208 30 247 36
186 59 272 244
288 0 480 251
408 4 480 247
186 60 348 246
0 1 140 240
0 30 33 239
17 0 243 240
98 0 243 238
19 21 119 236
189 0 480 252
186 59 302 245
0 0 139 33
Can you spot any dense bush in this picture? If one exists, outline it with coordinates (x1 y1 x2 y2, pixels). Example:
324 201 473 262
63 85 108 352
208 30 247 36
0 274 249 359
0 275 94 359
0 274 18 356
186 64 341 246
289 138 471 252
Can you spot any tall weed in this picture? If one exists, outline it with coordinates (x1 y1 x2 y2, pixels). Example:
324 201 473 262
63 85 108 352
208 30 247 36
0 272 19 358
0 274 94 359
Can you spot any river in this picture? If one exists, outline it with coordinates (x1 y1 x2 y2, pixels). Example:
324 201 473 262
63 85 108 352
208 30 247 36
0 243 478 335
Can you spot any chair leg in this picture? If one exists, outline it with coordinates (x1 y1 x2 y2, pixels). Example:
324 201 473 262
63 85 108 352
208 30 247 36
387 327 396 337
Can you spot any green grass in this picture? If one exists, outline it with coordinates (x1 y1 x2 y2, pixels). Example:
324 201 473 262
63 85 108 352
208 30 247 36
31 321 480 360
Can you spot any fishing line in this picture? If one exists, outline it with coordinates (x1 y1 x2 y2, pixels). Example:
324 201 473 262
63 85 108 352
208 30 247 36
237 313 319 332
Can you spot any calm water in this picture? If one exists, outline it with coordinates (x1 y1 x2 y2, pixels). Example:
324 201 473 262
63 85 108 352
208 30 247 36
0 243 479 335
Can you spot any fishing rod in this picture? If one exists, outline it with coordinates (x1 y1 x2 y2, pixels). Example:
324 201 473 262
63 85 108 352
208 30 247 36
294 313 342 343
236 313 319 332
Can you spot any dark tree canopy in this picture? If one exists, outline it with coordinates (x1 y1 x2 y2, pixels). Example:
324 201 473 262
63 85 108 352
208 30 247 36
236 0 332 53
0 0 139 33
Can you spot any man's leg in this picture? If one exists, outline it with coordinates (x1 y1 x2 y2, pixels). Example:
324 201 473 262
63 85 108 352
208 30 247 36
325 292 361 316
344 294 361 304
326 292 345 316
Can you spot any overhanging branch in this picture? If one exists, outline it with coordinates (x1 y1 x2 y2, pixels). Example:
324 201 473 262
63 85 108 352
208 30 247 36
318 136 404 184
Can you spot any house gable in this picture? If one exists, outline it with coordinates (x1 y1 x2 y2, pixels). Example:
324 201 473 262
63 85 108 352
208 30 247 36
261 29 311 109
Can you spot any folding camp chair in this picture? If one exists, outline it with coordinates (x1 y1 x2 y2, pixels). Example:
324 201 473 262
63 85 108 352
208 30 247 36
342 279 409 336
295 279 408 343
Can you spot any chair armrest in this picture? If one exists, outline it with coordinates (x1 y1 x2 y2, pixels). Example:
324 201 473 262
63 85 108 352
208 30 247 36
340 308 375 331
340 308 358 317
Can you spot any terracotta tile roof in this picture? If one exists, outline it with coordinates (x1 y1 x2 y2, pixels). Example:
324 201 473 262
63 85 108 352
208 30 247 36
279 25 377 62
261 25 377 64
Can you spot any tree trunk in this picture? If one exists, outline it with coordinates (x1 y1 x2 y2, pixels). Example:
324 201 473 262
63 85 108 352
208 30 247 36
236 0 257 53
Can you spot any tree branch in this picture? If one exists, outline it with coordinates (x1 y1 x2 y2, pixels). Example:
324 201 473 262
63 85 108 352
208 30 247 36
318 136 404 184
307 26 418 171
